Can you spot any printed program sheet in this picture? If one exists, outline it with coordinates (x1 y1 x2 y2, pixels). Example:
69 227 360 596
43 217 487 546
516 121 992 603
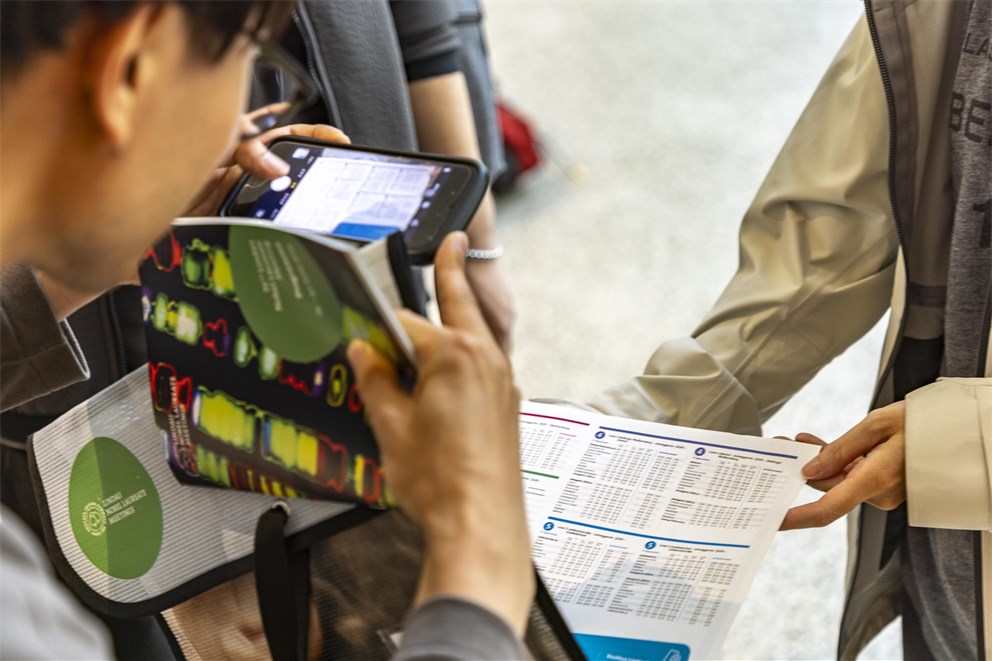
519 401 819 661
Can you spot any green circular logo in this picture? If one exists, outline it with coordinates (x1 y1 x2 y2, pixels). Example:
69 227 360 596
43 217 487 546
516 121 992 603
229 225 343 363
68 437 163 579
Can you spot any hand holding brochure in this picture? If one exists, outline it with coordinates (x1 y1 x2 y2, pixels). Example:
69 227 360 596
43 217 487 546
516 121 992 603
139 218 416 506
518 401 819 660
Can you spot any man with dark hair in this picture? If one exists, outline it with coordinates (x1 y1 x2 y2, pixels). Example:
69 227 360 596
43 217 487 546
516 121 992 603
1 3 296 656
0 0 294 296
0 2 534 658
0 1 293 69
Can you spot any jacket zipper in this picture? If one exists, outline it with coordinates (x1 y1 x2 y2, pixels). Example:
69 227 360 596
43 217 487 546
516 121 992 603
976 292 991 377
863 5 987 659
293 3 342 128
838 1 912 656
977 531 987 660
865 0 910 411
864 1 908 255
981 295 991 661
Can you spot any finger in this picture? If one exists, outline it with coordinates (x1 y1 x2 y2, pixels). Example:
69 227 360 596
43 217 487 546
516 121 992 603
347 340 414 444
780 506 812 531
780 470 881 530
287 124 351 144
233 137 290 179
794 432 827 447
802 474 848 493
780 496 851 530
249 123 350 146
246 102 291 124
395 308 443 345
394 309 459 371
237 113 264 141
772 433 827 448
434 233 491 338
802 423 886 480
231 122 349 179
844 455 866 473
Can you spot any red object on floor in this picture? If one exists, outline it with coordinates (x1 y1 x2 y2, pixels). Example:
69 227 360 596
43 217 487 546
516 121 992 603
499 102 540 174
494 101 541 194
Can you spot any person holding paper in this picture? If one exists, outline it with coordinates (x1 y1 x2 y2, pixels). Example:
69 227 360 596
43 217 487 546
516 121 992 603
0 2 532 658
587 2 990 659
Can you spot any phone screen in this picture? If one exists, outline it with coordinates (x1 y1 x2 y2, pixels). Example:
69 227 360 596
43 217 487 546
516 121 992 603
226 143 471 243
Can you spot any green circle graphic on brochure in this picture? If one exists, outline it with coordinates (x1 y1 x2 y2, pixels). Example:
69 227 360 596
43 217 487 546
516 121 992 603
229 225 343 363
67 437 163 579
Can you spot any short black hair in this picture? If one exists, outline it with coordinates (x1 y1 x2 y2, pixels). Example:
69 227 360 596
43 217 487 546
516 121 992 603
0 1 295 78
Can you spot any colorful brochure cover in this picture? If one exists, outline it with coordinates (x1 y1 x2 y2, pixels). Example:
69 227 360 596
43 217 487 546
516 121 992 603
139 218 413 507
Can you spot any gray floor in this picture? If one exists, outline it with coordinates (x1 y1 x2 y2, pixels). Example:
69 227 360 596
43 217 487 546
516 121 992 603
483 2 901 659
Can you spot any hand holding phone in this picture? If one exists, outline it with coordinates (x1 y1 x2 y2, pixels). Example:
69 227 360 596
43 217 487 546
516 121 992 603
220 137 488 265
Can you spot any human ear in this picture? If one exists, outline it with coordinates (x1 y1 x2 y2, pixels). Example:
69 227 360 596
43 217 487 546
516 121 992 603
83 4 165 150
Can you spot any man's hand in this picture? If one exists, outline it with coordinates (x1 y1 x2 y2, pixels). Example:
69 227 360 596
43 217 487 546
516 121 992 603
347 232 533 635
781 401 906 530
183 117 349 217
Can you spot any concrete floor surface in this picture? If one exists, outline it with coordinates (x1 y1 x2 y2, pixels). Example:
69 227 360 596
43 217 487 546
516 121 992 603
483 2 902 658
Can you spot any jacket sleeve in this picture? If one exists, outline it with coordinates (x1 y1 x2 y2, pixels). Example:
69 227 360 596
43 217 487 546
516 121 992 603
0 265 89 412
393 595 527 660
587 17 900 436
904 378 992 531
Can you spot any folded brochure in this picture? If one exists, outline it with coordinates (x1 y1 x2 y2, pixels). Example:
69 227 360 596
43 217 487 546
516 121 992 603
139 218 414 507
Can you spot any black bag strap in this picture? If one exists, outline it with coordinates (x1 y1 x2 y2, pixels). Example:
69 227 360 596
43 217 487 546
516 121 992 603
386 231 427 315
254 503 311 661
534 567 588 660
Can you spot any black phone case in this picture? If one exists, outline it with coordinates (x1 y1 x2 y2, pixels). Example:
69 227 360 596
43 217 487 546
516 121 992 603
218 136 488 266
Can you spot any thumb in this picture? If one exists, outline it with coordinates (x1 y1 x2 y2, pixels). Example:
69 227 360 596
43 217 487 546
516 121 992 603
347 340 413 443
794 432 827 448
234 135 290 178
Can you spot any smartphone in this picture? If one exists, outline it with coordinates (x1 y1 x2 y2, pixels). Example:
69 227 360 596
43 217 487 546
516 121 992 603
219 137 488 265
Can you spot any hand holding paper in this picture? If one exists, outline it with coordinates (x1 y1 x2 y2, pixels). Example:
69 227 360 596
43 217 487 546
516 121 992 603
781 401 907 530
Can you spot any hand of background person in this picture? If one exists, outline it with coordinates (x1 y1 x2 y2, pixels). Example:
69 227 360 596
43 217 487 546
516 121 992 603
780 401 906 530
465 259 516 353
167 572 323 660
463 196 516 353
183 111 350 218
407 75 518 352
347 231 534 636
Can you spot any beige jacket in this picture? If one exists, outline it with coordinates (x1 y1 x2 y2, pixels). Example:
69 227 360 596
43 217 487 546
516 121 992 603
589 1 991 658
